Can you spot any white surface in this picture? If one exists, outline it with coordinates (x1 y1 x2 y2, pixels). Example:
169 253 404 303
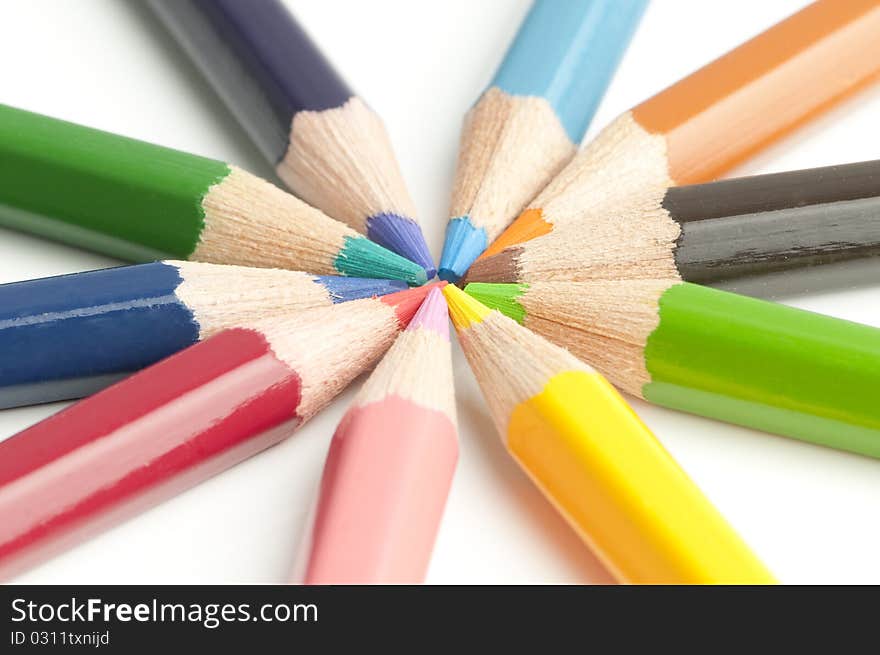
2 0 880 584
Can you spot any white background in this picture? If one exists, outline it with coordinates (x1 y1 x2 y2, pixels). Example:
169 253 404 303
2 0 880 584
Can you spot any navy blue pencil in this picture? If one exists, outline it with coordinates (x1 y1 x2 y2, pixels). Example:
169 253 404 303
0 261 406 408
148 0 435 278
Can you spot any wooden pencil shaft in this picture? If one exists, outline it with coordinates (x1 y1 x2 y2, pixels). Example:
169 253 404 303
716 258 880 300
302 399 458 584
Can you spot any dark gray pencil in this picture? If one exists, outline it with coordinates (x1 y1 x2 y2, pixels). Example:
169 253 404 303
465 159 880 287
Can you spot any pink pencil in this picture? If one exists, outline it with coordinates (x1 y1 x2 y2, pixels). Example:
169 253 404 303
299 287 458 584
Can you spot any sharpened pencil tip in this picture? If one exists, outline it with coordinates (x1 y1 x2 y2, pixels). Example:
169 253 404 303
478 208 551 261
464 283 528 324
407 287 450 339
383 281 447 327
443 284 492 330
336 236 427 286
458 246 518 285
314 276 409 303
438 217 488 283
366 213 436 280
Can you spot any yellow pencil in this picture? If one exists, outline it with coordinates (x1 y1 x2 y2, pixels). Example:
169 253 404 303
443 285 775 584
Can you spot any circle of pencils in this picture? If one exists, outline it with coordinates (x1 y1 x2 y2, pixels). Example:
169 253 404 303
299 287 457 584
0 104 426 285
5 0 880 586
474 0 880 268
0 261 407 409
437 0 646 282
466 280 880 459
148 0 436 278
0 284 437 580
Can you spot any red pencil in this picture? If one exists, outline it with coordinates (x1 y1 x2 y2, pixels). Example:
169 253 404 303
0 283 441 580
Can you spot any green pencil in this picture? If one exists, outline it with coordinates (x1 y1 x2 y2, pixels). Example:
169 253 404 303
0 104 426 284
465 280 880 458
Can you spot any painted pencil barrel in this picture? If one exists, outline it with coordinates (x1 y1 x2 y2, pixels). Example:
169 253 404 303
0 104 228 261
0 329 301 580
507 370 774 584
644 283 880 457
301 397 458 584
668 161 880 282
493 0 646 142
149 0 351 165
0 263 199 408
676 196 880 282
632 0 880 184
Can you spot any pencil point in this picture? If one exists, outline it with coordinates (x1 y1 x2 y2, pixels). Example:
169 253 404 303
459 248 518 285
438 217 487 283
478 208 551 261
336 236 428 286
442 284 492 331
407 287 450 339
314 276 408 303
464 283 528 324
382 281 447 327
366 213 436 280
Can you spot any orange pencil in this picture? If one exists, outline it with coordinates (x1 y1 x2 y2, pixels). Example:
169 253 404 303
471 0 880 275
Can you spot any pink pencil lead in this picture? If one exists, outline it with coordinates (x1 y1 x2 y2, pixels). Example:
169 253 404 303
407 286 450 340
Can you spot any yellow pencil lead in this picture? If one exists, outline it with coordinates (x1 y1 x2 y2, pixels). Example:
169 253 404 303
442 284 492 331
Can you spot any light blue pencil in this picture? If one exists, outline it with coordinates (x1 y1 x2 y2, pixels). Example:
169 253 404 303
438 0 647 282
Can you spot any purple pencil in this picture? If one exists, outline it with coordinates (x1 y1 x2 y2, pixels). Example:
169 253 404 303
148 0 435 278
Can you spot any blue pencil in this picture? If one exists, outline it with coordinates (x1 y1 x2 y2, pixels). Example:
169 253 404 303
0 261 406 408
438 0 647 282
